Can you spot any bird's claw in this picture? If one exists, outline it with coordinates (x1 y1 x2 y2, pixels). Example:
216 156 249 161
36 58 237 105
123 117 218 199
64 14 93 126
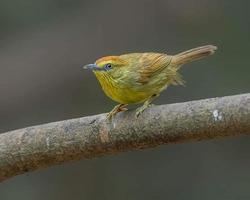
135 104 153 118
107 104 128 120
107 112 115 120
135 109 143 118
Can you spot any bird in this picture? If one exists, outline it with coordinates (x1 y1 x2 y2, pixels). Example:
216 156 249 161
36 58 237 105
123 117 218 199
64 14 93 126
84 45 217 119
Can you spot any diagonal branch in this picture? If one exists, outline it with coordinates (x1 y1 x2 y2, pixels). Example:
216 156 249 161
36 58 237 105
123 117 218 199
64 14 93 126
0 93 250 182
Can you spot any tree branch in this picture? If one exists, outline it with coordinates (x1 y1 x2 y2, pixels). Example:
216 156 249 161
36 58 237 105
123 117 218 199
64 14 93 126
0 93 250 182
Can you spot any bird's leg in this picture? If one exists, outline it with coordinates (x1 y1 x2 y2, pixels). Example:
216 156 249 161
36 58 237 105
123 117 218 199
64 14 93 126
136 94 159 117
107 104 128 120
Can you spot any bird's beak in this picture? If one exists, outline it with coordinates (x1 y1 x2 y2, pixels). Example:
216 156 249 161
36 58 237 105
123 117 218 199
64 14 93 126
83 64 102 71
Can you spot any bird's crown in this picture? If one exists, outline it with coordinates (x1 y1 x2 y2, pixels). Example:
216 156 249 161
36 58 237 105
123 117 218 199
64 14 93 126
95 56 127 70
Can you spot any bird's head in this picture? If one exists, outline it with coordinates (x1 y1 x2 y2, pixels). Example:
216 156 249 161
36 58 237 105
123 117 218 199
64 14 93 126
83 56 127 76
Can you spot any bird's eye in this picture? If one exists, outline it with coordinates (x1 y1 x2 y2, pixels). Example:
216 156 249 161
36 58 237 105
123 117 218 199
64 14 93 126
105 63 112 70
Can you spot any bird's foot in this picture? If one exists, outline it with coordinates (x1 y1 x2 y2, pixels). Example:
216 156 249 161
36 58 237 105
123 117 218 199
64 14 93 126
107 104 128 120
135 104 153 118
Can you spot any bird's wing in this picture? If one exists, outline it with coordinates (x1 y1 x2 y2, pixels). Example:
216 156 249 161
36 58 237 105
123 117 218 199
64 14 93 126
135 53 172 84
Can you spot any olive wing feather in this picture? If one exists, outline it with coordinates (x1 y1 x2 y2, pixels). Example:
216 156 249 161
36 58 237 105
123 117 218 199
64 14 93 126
119 53 184 85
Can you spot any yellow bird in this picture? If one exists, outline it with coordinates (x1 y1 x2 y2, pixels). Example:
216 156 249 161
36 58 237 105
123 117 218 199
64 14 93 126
84 45 217 119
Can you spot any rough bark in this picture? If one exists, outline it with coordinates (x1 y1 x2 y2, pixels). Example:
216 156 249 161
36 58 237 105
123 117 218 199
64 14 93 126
0 93 250 182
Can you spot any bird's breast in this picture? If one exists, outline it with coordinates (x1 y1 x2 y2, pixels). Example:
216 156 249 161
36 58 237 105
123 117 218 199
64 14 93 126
95 73 151 104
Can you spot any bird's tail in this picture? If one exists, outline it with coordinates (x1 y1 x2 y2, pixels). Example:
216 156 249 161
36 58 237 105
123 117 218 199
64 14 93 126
172 45 217 66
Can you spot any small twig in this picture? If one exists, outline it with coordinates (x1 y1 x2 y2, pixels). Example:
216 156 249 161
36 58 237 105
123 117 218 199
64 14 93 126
0 93 250 182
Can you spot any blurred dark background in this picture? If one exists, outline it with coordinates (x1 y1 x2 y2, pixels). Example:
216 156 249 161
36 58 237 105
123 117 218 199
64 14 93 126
0 0 250 199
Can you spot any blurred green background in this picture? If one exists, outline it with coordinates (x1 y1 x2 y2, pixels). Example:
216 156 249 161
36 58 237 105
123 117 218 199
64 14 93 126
0 0 250 199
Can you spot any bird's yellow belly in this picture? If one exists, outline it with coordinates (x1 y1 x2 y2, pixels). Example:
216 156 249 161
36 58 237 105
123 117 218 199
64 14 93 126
95 72 166 104
103 86 150 104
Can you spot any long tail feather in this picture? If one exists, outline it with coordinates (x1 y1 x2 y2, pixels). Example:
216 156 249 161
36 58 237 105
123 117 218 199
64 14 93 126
172 45 217 66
